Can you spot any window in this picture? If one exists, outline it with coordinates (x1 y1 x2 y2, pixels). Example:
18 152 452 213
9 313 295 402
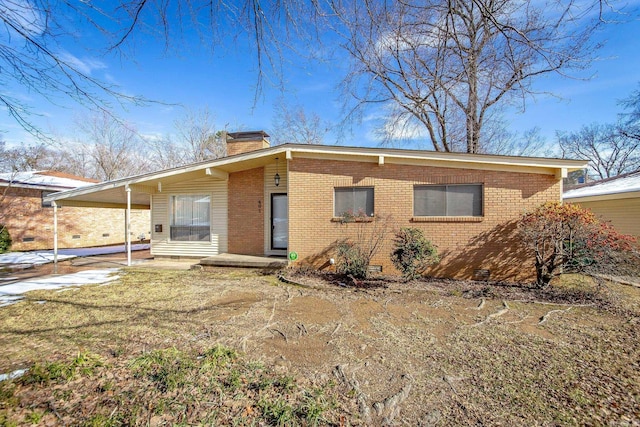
170 195 211 241
334 187 374 217
414 184 483 217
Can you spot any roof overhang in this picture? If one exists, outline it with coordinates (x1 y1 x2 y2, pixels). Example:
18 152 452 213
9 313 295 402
44 144 588 209
0 181 79 192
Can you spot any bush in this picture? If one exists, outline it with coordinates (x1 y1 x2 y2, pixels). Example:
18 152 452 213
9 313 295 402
334 213 392 280
391 227 439 281
0 225 11 253
518 202 639 288
336 241 370 279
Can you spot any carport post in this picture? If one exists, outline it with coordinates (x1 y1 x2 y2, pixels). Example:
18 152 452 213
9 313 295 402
126 186 132 267
52 201 58 274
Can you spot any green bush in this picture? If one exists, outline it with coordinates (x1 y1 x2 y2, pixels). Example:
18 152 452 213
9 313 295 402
0 225 11 253
335 241 369 279
391 227 439 281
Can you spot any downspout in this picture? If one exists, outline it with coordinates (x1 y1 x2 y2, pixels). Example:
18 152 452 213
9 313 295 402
53 200 58 274
126 186 132 267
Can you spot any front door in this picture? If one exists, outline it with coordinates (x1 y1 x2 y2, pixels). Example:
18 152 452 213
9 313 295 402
271 194 288 250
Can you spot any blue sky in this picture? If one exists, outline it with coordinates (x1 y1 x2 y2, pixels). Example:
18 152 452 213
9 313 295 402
2 3 640 151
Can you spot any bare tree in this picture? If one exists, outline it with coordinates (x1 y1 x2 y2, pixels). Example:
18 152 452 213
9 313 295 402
0 1 153 139
69 112 151 181
145 135 187 171
271 101 332 145
336 0 606 153
619 84 640 142
482 124 550 157
557 123 640 180
0 0 621 145
0 0 318 137
0 141 66 172
173 108 226 163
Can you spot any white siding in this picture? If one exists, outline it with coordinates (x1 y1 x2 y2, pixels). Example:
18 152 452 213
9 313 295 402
264 162 288 256
151 177 228 257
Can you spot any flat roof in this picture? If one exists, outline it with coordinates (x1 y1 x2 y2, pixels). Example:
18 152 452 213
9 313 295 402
564 171 640 200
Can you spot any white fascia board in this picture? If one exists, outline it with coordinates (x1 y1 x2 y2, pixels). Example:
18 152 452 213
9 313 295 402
292 145 588 173
44 143 587 204
284 144 587 171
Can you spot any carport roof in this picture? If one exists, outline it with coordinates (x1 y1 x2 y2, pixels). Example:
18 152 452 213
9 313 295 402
44 143 588 209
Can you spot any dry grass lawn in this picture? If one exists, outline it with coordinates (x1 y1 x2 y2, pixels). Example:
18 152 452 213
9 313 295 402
0 267 639 425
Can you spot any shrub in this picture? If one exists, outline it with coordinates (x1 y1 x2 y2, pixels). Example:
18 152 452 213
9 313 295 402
391 227 439 281
336 241 370 279
335 213 392 280
0 225 11 253
518 202 639 288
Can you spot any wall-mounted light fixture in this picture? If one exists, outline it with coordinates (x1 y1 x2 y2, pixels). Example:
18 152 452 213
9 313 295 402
274 157 280 187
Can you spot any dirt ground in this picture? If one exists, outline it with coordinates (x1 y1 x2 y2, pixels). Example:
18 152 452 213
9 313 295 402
1 267 639 425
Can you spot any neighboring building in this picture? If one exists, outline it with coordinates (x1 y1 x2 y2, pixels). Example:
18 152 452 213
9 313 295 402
0 171 149 251
46 133 586 282
563 170 640 237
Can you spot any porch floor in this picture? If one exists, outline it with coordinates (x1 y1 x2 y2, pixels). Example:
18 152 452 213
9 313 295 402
198 253 288 269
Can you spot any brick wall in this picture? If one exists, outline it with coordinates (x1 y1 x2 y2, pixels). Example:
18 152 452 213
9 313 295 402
287 158 561 282
0 186 150 251
228 168 264 255
226 140 269 156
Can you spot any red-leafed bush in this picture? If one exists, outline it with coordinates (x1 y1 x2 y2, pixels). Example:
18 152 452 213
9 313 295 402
518 202 638 288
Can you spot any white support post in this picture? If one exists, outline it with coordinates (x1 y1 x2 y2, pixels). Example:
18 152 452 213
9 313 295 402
126 186 132 267
53 201 58 274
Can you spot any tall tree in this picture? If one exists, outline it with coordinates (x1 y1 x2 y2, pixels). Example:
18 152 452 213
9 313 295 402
0 0 316 137
173 108 226 163
69 112 151 181
336 0 605 153
271 101 332 145
0 0 622 145
0 141 65 173
619 85 640 142
557 123 640 180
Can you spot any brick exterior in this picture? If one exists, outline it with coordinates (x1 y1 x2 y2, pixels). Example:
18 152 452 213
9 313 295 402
226 140 270 156
0 186 150 251
227 168 264 255
287 158 561 282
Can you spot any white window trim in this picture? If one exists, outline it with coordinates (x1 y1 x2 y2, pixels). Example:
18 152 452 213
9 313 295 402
168 193 213 243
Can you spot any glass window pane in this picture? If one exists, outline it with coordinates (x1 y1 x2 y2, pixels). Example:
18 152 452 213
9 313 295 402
334 188 352 217
447 185 482 216
334 188 374 217
170 195 210 241
414 186 446 216
414 185 482 217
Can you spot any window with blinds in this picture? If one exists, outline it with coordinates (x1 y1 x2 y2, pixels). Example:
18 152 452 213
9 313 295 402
334 187 374 217
414 184 483 217
170 195 211 241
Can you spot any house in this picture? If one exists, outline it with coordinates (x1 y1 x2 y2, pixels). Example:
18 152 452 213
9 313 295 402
44 132 587 282
563 170 640 237
0 170 149 251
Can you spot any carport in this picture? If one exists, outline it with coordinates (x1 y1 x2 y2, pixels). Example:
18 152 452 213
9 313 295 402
43 163 228 268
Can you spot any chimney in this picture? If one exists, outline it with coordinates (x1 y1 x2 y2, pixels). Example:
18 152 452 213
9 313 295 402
225 131 271 156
